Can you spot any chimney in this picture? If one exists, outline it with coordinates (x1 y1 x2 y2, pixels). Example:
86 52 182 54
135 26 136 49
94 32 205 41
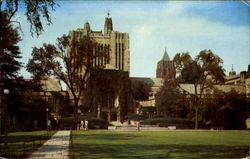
240 71 247 84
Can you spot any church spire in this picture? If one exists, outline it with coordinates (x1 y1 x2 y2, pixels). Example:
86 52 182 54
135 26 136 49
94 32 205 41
107 9 110 17
104 10 113 34
162 48 170 61
84 21 91 33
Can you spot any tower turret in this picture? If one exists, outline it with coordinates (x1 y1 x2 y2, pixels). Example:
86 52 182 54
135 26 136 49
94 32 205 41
84 21 91 33
162 48 170 61
104 11 113 34
156 48 175 79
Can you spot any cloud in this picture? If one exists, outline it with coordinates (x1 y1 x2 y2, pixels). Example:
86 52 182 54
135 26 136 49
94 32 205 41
16 1 249 78
124 2 249 77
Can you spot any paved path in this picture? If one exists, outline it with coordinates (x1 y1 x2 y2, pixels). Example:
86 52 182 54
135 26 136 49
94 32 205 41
28 130 70 159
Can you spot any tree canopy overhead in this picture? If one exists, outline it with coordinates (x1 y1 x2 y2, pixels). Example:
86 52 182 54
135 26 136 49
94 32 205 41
0 13 22 80
0 0 57 36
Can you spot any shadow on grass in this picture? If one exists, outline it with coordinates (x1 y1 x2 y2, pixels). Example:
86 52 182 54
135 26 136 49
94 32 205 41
70 143 249 159
0 131 56 158
73 133 141 141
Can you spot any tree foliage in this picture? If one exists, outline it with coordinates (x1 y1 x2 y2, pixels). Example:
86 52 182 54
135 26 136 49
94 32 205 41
204 89 249 129
27 35 105 114
0 12 22 80
0 0 56 36
131 81 151 100
173 50 225 129
83 69 132 122
155 80 187 118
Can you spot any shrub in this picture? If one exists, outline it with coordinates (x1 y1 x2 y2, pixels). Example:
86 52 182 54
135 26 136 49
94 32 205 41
59 115 109 129
141 118 194 129
126 114 148 121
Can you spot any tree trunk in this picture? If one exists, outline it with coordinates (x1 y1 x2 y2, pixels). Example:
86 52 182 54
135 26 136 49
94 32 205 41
108 109 111 122
73 98 79 130
195 107 198 129
97 103 101 119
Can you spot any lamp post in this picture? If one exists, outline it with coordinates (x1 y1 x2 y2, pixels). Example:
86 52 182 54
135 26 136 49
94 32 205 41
46 108 49 131
2 89 10 148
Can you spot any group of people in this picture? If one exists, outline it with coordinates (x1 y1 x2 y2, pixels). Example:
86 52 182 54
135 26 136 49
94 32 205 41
80 119 88 130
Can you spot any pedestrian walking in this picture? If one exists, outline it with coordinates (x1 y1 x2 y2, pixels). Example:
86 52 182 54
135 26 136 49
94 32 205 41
47 119 51 130
80 120 84 130
137 120 140 132
85 120 88 130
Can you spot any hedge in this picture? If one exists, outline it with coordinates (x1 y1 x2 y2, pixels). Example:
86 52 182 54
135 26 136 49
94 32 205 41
59 115 109 129
141 118 194 129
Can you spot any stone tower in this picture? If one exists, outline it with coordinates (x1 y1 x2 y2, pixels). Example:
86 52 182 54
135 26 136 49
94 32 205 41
68 13 130 73
156 48 175 79
104 15 113 34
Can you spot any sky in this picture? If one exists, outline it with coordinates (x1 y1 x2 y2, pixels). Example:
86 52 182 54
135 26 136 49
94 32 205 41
16 0 250 78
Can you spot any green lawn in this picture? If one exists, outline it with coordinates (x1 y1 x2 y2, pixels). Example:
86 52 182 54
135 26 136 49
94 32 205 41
0 130 56 158
70 130 250 159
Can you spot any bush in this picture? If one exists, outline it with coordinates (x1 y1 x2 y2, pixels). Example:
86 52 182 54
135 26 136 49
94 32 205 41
141 118 194 129
59 116 75 129
126 114 148 121
59 115 109 129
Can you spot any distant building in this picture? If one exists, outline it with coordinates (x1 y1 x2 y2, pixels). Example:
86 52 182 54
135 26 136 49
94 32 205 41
36 77 69 117
68 13 130 73
132 60 249 117
225 64 250 98
156 48 175 79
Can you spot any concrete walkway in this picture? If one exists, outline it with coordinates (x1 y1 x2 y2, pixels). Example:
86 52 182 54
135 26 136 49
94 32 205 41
28 130 70 159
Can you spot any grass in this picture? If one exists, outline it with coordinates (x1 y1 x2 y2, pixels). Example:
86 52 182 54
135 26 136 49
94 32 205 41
0 130 56 158
70 130 250 159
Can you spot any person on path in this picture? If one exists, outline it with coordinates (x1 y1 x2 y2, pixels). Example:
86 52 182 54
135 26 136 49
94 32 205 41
85 120 88 130
47 119 51 130
137 120 140 132
80 120 84 130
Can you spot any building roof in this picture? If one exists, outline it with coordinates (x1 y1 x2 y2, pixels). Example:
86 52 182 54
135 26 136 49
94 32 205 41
130 77 163 87
130 77 246 95
162 48 170 61
225 74 240 80
180 84 246 94
41 77 62 92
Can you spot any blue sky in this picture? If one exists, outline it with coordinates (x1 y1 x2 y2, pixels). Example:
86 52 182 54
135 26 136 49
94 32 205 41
17 0 250 78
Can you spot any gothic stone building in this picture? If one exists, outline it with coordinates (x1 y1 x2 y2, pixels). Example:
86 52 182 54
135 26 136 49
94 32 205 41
68 15 130 72
67 15 131 122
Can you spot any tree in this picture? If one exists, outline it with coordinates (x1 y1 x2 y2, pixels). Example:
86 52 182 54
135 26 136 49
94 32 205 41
0 0 56 132
27 35 106 117
220 89 249 129
173 50 225 129
202 88 225 127
131 81 151 101
0 0 56 36
204 89 249 129
0 13 22 80
82 69 132 122
155 79 187 118
0 14 22 133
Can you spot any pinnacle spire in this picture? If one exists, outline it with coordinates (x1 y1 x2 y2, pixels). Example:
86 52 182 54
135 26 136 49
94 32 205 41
104 10 113 34
229 64 236 76
107 9 110 17
162 48 170 61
